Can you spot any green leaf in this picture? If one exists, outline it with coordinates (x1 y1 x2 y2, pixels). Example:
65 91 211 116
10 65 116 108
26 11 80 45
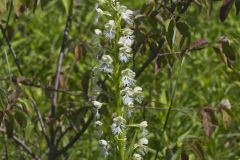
141 2 154 16
235 0 240 15
14 109 28 127
180 35 191 53
0 0 7 16
126 130 138 159
184 138 205 160
176 22 190 37
62 0 69 13
166 19 175 49
40 0 50 9
222 41 236 67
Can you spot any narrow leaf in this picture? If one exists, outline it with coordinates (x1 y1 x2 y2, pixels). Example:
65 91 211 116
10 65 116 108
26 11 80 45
220 0 234 22
188 39 208 51
235 0 240 15
166 20 175 49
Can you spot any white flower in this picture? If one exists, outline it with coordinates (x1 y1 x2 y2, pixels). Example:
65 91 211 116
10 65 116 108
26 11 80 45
92 101 103 109
118 35 135 47
121 87 134 106
119 52 132 63
95 121 103 136
127 105 135 117
104 20 116 40
116 4 134 24
105 20 115 28
118 28 135 47
99 55 114 74
122 94 134 106
133 153 142 160
135 138 148 156
98 0 106 4
92 101 103 119
111 116 126 135
104 30 116 40
121 76 135 87
120 46 132 53
99 139 108 146
220 99 231 109
119 46 132 62
99 139 109 156
121 68 135 79
95 29 102 35
121 9 134 24
122 28 134 36
95 120 103 127
121 69 136 87
138 137 148 146
96 8 104 15
139 121 148 129
96 8 111 16
139 121 148 136
134 86 143 103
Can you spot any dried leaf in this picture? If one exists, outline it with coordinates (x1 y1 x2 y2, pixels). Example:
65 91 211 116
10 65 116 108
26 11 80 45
59 72 65 89
188 39 208 51
13 76 30 84
198 107 217 138
220 0 234 22
74 44 86 63
13 0 26 17
9 88 21 105
5 112 14 138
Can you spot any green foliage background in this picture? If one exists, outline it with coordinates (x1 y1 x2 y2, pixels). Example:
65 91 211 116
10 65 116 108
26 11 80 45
0 0 240 159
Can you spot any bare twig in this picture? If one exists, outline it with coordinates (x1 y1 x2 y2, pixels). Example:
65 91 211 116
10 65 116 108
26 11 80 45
51 0 74 115
56 113 94 156
56 126 72 147
49 1 74 159
135 38 165 79
0 25 24 76
0 128 41 160
0 77 83 96
30 99 50 145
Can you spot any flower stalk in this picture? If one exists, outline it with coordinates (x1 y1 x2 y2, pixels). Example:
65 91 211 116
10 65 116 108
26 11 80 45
90 0 148 159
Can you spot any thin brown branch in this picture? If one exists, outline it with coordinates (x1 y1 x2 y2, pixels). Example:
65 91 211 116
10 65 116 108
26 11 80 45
135 0 193 79
51 1 73 116
0 25 24 76
1 77 83 96
135 38 165 79
0 128 41 160
49 1 74 159
56 126 72 147
30 99 50 145
56 113 94 156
